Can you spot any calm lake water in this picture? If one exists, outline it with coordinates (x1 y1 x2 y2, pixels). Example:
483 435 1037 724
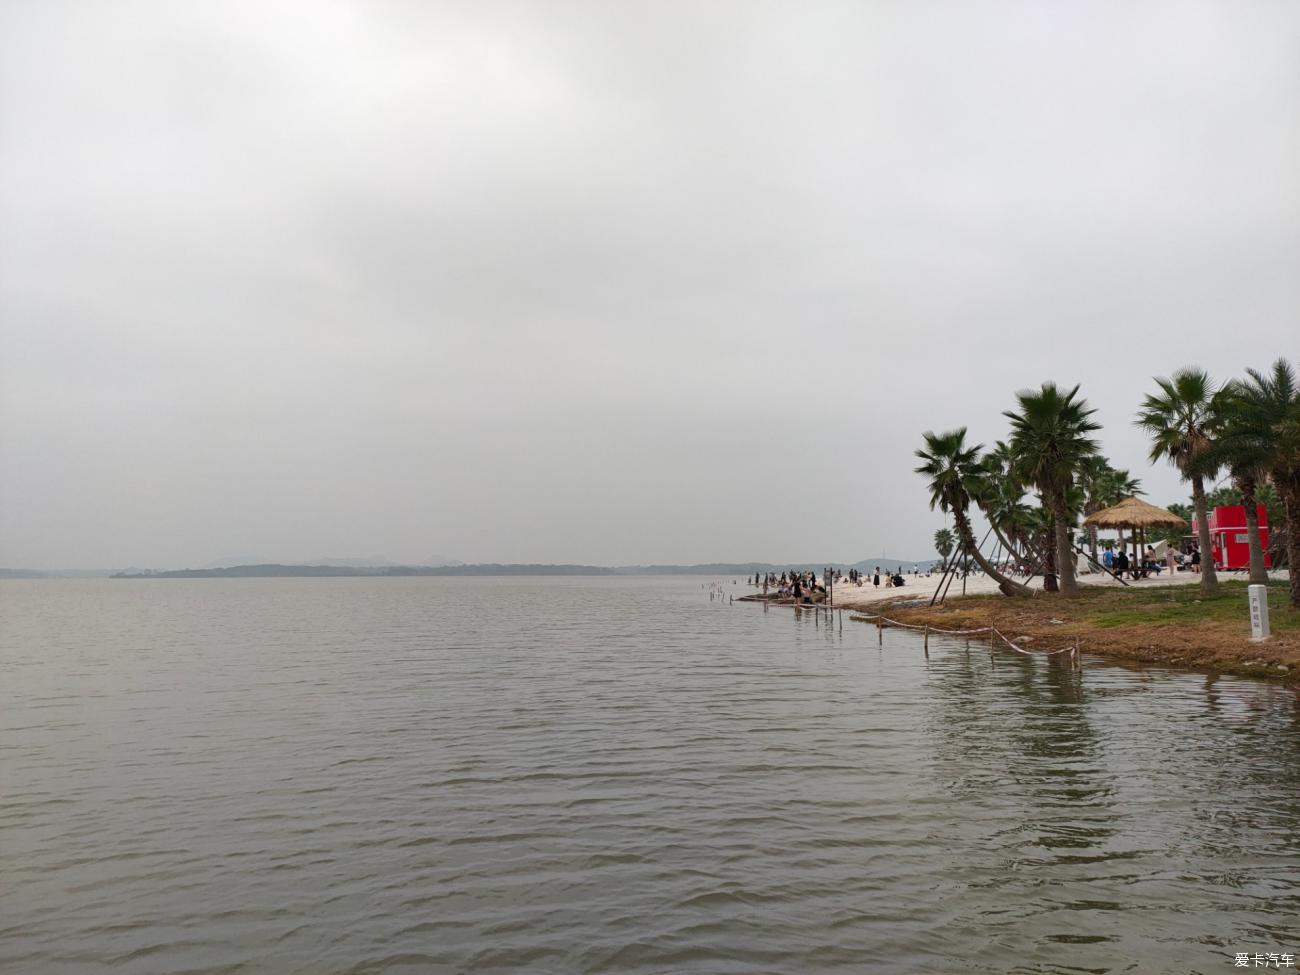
2 576 1298 974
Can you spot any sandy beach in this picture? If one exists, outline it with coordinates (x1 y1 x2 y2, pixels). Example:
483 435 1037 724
823 565 1290 612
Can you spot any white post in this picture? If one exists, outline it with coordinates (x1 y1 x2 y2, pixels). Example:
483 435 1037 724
1247 584 1270 641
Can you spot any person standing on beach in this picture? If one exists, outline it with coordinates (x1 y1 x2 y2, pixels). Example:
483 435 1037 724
873 568 880 588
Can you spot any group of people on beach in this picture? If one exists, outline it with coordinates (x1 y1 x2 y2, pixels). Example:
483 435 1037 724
750 565 916 602
871 567 909 588
753 570 827 604
1100 543 1201 580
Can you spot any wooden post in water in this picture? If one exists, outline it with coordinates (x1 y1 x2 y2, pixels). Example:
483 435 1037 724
923 625 929 657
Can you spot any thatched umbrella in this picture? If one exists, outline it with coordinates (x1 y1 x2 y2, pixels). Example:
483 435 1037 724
1083 496 1188 563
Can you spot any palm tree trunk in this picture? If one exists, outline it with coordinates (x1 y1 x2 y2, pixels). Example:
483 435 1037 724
1053 491 1079 597
1190 474 1220 596
1042 530 1059 592
1239 476 1269 584
953 508 1032 597
1277 473 1300 609
1088 524 1099 568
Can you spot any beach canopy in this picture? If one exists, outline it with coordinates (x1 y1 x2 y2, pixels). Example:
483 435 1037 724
1083 496 1187 530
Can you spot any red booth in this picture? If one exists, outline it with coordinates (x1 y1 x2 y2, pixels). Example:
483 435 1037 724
1192 505 1271 570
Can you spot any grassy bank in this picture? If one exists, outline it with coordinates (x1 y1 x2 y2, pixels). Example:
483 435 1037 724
877 580 1299 683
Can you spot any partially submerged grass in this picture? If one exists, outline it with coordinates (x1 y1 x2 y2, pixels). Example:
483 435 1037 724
879 579 1300 683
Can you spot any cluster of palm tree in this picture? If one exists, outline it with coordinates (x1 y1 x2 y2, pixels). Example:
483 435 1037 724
916 382 1118 599
916 358 1300 607
1138 359 1300 607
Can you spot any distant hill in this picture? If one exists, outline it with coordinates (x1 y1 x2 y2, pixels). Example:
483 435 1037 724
111 563 617 578
102 558 938 579
199 554 464 569
616 559 938 575
305 555 398 568
201 555 272 569
848 558 939 573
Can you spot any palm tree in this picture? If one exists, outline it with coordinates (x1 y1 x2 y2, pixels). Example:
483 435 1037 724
1210 360 1300 606
1136 369 1221 596
1004 383 1101 597
1077 458 1142 567
1200 396 1270 583
1076 462 1138 569
978 440 1074 591
933 527 955 564
1030 500 1060 592
1234 469 1269 584
915 428 1033 597
976 440 1043 569
1077 456 1109 566
998 497 1042 577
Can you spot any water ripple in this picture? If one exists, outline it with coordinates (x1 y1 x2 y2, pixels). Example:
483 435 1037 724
1 576 1298 974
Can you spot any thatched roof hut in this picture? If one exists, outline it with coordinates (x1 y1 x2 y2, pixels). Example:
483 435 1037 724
1083 496 1186 530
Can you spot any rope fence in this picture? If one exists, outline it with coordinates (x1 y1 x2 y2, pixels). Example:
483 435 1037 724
848 611 1081 660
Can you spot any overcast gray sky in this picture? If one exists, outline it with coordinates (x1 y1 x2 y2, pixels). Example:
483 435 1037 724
2 1 1297 569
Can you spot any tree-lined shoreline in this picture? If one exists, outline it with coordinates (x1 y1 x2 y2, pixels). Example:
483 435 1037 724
918 358 1298 607
905 357 1299 682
